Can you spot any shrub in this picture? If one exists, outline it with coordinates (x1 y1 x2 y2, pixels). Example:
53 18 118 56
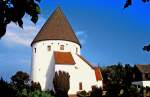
90 86 102 97
53 71 70 97
77 91 89 97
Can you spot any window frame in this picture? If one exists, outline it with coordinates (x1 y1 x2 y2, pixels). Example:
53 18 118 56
34 48 36 53
79 82 82 90
60 45 64 50
47 45 51 51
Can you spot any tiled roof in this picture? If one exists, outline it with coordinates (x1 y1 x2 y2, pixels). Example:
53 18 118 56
136 64 150 73
94 68 103 81
54 52 75 65
31 7 81 46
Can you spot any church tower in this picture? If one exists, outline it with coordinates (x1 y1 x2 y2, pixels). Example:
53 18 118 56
31 7 81 90
31 7 102 95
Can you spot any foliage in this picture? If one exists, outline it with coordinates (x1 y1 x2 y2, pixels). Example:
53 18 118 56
0 71 54 97
53 71 70 97
102 63 135 97
28 90 54 97
0 77 16 97
143 44 150 52
0 0 40 38
11 71 30 90
11 71 29 85
16 89 54 97
90 86 102 97
77 91 89 97
121 85 142 97
0 67 149 97
30 81 41 91
124 0 150 8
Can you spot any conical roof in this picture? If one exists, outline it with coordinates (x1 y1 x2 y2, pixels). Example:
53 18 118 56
31 7 81 46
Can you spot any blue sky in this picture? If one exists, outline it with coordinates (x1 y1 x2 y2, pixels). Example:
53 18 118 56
0 0 150 80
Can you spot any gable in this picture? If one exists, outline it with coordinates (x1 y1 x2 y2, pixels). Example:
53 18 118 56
77 54 103 81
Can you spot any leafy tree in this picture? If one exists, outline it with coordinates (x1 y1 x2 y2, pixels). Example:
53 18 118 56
30 81 41 91
0 0 40 38
77 91 89 97
16 89 54 97
28 90 54 97
90 86 102 97
122 85 142 97
11 71 29 84
102 63 135 96
0 77 16 97
143 44 150 52
0 71 54 97
53 71 70 97
11 71 30 92
124 0 150 8
124 64 133 87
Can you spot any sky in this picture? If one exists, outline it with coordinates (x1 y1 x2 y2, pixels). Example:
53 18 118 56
0 0 150 80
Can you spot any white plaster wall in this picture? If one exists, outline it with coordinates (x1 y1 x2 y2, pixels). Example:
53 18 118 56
31 40 102 94
31 42 55 90
33 40 81 54
31 40 81 90
132 81 150 87
55 53 103 94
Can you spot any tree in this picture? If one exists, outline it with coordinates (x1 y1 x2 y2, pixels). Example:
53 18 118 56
124 0 150 8
143 44 150 52
18 89 54 97
0 77 16 97
124 64 133 87
53 71 70 97
102 63 136 97
0 0 40 38
90 86 103 97
28 90 54 97
30 81 41 91
11 71 30 90
77 91 89 97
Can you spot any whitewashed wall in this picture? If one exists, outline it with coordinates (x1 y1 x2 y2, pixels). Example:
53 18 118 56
31 40 80 90
55 53 103 94
31 40 102 94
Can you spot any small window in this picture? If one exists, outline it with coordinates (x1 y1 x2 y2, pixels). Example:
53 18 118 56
75 66 78 69
145 73 150 80
76 48 78 53
34 48 36 53
60 45 64 50
47 45 51 51
79 82 82 90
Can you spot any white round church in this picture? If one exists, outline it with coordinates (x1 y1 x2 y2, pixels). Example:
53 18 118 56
31 7 103 95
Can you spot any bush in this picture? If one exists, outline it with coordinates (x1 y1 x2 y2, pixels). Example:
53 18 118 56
53 71 70 97
77 91 89 97
90 86 102 97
